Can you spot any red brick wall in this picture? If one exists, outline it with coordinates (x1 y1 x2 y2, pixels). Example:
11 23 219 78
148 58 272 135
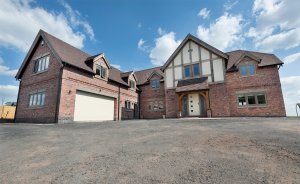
225 61 286 117
165 89 178 118
58 66 138 122
15 38 62 123
209 83 230 117
139 78 165 119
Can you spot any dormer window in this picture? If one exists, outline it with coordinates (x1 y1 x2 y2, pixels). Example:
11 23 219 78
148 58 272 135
129 80 135 89
151 79 160 89
240 64 255 76
96 64 107 79
34 55 49 73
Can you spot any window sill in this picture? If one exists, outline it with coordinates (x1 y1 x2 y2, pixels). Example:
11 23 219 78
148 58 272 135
94 75 107 81
237 105 267 108
27 106 45 110
31 70 48 76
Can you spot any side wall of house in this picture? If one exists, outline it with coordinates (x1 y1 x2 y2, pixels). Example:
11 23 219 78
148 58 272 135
139 75 165 119
209 83 230 117
15 38 61 123
165 89 179 118
58 66 138 123
226 60 286 117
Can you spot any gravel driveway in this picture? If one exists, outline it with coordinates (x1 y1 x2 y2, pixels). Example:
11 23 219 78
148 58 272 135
0 118 299 184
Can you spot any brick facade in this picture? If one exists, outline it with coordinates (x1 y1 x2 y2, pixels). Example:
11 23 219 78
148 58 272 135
139 74 165 119
15 39 62 123
15 31 286 123
58 66 138 123
226 61 286 117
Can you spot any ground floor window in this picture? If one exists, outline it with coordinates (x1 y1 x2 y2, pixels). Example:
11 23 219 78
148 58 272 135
125 100 131 109
238 92 266 106
29 90 45 107
149 101 164 111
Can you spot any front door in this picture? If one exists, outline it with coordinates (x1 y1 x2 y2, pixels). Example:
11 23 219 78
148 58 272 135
188 93 200 116
182 95 189 116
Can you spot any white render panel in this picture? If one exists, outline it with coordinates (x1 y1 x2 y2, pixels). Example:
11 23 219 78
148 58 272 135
174 66 182 80
74 91 114 122
213 59 224 82
201 47 210 60
165 68 174 88
174 53 181 66
212 53 218 59
191 42 199 62
207 76 212 82
182 42 190 64
202 61 211 75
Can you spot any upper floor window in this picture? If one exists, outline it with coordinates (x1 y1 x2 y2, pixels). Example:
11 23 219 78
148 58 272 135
151 79 160 89
29 90 45 107
129 80 135 89
238 92 266 106
184 65 191 78
125 100 131 109
193 64 200 77
96 64 107 79
239 64 255 76
34 55 49 73
184 64 200 78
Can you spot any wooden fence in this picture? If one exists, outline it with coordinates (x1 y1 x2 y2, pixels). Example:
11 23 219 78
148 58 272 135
0 106 16 120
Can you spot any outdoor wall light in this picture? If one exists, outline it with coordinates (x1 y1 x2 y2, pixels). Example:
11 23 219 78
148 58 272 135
68 90 72 94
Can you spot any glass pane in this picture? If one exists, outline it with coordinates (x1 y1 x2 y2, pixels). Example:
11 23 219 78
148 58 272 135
238 96 246 106
156 80 160 88
29 95 33 106
41 93 45 106
33 94 37 106
37 93 41 106
45 56 49 69
248 64 255 75
39 60 42 71
240 66 247 76
193 64 200 76
257 94 266 104
247 95 256 105
184 66 191 77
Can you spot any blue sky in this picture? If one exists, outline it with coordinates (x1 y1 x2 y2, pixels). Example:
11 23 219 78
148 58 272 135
0 0 299 115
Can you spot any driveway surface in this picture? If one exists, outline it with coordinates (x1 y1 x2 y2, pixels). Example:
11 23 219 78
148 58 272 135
0 118 299 184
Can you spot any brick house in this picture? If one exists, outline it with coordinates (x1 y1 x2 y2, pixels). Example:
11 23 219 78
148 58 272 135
14 30 286 123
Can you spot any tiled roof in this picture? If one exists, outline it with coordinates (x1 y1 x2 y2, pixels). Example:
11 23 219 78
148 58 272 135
134 67 164 85
42 30 94 73
226 50 283 70
176 77 209 92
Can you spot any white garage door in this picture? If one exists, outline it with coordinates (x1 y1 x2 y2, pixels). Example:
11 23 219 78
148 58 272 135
74 90 114 122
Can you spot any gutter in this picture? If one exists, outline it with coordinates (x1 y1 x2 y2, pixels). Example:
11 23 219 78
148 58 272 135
117 84 121 120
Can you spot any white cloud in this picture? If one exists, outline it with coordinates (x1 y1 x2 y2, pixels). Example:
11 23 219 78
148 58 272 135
149 32 181 66
283 52 300 64
158 27 166 35
59 1 95 41
0 0 94 52
197 13 243 50
0 57 18 76
137 38 150 52
224 0 238 11
280 76 300 116
110 64 121 70
0 85 18 103
197 8 210 19
248 0 300 51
